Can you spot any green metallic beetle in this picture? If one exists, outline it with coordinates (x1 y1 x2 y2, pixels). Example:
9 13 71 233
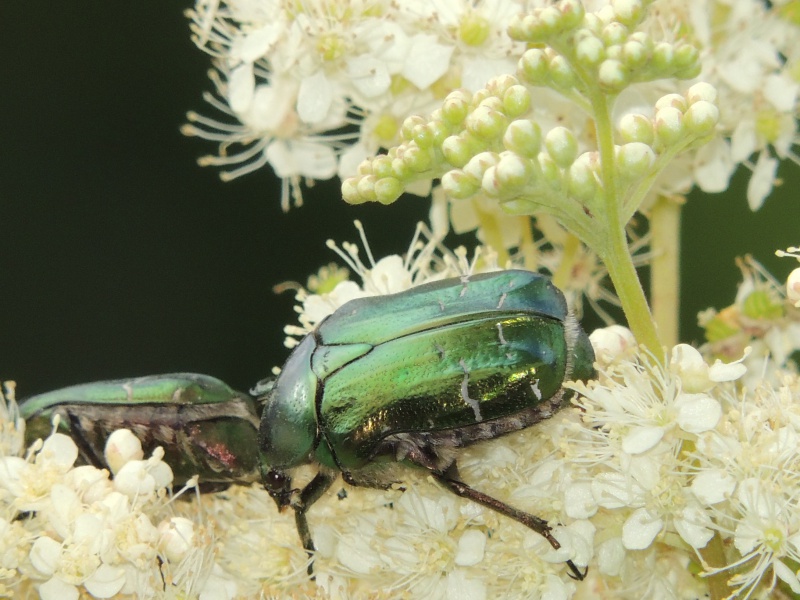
19 269 594 580
258 269 595 579
20 373 261 489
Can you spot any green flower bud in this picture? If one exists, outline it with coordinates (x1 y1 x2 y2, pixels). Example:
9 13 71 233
545 127 579 168
619 113 655 145
463 151 500 181
466 105 508 140
652 42 674 72
442 134 473 168
560 0 585 30
538 153 562 189
655 94 687 112
617 142 655 178
402 143 433 172
518 49 548 85
598 58 627 91
400 115 426 141
374 177 403 205
686 82 717 105
486 74 519 97
622 40 647 69
576 33 605 67
391 157 410 180
567 155 599 202
442 91 471 125
683 101 719 137
549 55 579 89
441 169 480 199
482 166 501 197
502 85 532 118
356 175 378 202
341 177 365 204
372 156 394 179
602 21 628 46
503 119 542 157
654 106 684 146
612 0 643 27
495 152 533 190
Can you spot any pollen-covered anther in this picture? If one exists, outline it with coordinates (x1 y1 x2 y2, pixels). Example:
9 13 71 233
616 142 655 178
544 127 578 168
503 119 541 158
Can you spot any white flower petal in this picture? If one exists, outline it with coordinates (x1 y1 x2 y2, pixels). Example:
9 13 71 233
84 563 126 599
621 508 663 550
564 482 597 519
40 434 79 469
590 325 636 365
104 429 143 474
297 70 333 124
671 343 713 393
774 560 800 594
596 537 625 576
454 529 486 566
39 577 79 600
691 470 736 505
446 569 486 600
228 63 255 114
747 151 778 211
591 472 642 509
401 34 454 90
674 505 714 548
30 536 62 576
675 393 721 433
347 55 391 98
266 140 338 180
622 426 664 454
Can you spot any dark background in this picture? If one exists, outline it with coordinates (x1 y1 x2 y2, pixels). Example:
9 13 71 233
1 3 797 396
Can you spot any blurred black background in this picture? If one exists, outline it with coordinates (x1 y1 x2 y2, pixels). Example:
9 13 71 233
1 2 797 396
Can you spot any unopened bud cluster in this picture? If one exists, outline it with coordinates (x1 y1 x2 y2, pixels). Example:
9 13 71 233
344 75 719 218
510 0 700 94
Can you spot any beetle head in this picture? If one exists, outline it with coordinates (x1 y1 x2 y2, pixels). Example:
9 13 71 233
263 468 295 511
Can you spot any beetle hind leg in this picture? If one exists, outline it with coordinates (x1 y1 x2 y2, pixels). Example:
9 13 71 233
432 462 585 581
291 469 337 576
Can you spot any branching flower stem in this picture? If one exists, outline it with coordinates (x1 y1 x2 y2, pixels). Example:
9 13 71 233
589 92 664 359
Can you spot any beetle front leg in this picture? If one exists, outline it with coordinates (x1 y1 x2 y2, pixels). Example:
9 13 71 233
432 463 585 581
292 469 337 575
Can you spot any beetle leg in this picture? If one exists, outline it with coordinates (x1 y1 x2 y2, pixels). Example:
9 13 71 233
64 410 107 469
432 463 585 581
292 469 337 576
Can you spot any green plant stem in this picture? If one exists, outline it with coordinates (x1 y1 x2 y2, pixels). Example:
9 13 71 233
590 94 663 359
650 196 683 348
698 532 729 600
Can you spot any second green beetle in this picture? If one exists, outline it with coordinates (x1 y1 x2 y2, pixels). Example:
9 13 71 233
258 269 595 579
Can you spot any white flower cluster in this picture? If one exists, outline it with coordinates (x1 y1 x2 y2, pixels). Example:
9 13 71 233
184 0 526 210
0 407 235 599
185 0 798 214
699 256 800 388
